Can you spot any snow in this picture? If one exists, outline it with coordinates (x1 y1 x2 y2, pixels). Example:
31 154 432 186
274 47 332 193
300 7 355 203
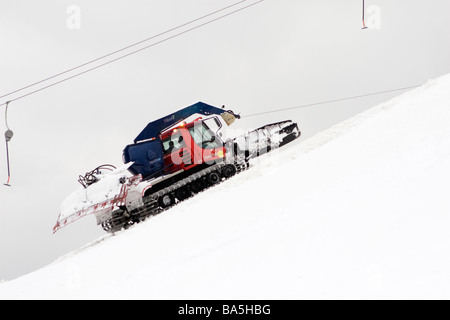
2 74 450 299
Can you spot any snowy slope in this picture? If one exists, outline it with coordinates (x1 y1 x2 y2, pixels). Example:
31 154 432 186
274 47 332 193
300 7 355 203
2 74 450 299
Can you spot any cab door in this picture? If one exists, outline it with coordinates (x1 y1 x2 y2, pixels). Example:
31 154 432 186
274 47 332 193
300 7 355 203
162 128 195 174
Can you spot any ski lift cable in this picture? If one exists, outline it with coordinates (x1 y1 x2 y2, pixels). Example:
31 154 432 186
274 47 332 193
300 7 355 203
0 0 261 102
242 84 422 118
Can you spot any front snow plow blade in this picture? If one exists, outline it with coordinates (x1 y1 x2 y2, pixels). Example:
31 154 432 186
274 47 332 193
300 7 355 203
53 165 141 233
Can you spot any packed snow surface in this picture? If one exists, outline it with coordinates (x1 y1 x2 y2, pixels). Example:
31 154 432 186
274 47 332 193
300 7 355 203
2 74 450 299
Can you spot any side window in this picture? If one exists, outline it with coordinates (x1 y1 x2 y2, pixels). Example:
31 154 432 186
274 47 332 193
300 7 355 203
162 131 186 154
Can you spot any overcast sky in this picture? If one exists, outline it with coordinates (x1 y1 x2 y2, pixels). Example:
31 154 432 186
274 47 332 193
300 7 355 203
1 0 450 281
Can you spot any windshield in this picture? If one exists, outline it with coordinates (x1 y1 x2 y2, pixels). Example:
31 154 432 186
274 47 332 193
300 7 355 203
188 122 222 149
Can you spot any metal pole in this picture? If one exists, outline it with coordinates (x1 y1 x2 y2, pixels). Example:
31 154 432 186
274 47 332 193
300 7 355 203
362 0 368 29
4 139 11 186
363 0 365 21
4 101 13 186
4 130 13 186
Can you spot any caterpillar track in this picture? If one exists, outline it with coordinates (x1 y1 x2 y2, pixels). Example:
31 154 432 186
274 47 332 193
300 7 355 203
101 161 248 232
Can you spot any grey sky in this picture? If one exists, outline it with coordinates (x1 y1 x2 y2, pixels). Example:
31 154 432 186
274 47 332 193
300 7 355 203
1 0 450 281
